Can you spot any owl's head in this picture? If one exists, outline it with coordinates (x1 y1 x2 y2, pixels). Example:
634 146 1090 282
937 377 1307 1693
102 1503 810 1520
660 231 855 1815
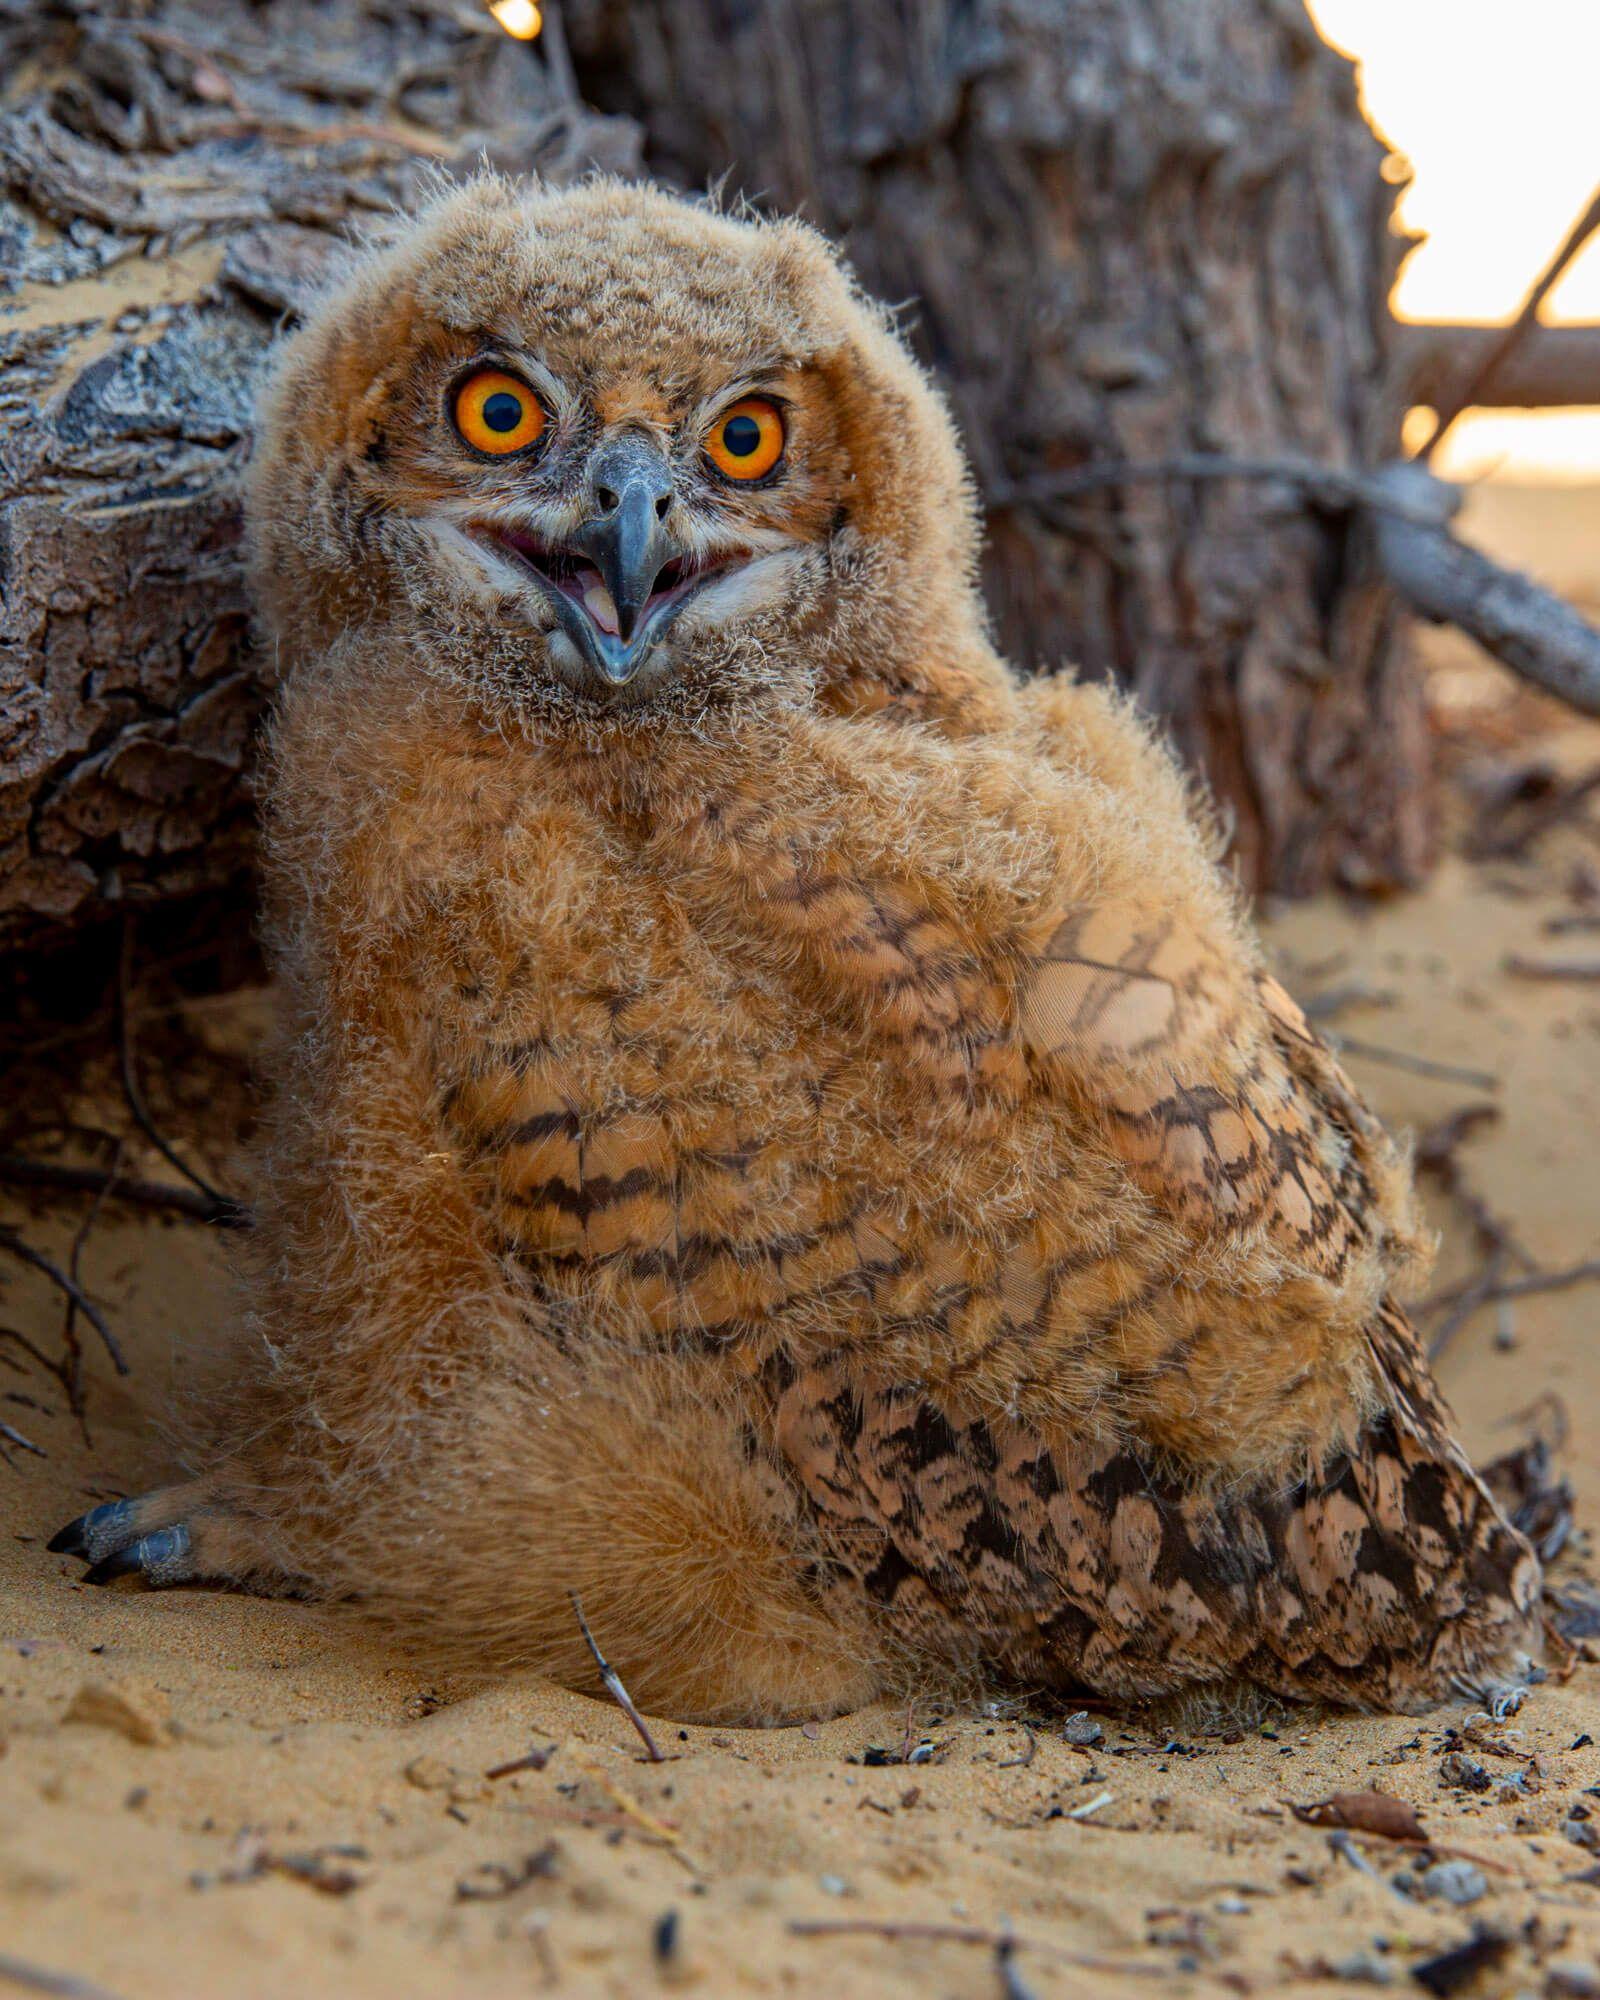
248 174 991 729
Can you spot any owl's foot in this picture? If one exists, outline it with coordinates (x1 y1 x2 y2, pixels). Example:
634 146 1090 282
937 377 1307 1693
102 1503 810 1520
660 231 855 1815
48 1481 276 1590
1452 1658 1543 1722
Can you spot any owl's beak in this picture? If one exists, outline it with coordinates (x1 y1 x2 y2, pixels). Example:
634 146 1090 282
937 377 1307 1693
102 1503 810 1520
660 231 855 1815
567 435 678 674
475 432 751 693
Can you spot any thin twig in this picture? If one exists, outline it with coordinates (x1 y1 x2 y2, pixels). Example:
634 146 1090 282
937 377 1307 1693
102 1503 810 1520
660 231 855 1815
1413 1105 1545 1362
1470 1260 1600 1308
0 1953 131 2000
118 918 231 1209
1504 953 1600 983
1416 181 1600 459
988 452 1444 525
1324 1033 1499 1093
997 1727 1038 1770
60 1138 122 1427
569 1590 664 1762
0 1155 247 1227
0 1420 47 1460
0 1231 128 1377
785 1920 1168 1979
486 1745 555 1781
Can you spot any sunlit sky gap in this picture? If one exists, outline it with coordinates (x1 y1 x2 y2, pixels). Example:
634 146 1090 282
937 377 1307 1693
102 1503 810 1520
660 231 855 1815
1308 0 1600 481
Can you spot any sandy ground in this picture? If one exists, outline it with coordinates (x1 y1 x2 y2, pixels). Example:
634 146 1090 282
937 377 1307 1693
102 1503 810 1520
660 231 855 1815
2 487 1599 2000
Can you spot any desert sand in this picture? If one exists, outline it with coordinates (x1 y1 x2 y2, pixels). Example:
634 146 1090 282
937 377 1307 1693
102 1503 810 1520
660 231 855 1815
1 486 1598 2000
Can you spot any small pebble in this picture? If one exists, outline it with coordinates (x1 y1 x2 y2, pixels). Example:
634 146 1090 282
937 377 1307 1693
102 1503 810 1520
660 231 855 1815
1439 1751 1492 1792
1327 1951 1395 1986
1216 1895 1248 1914
818 1874 848 1897
1062 1712 1103 1747
1420 1860 1487 1906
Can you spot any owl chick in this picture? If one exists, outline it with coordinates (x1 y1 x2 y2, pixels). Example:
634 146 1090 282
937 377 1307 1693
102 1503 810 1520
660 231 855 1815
51 176 1540 1724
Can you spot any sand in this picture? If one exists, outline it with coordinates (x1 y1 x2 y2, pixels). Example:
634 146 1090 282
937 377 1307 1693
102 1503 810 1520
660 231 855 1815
2 487 1598 2000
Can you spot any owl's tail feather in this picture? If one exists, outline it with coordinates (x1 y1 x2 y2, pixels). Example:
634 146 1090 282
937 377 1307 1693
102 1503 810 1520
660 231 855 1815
775 1302 1544 1714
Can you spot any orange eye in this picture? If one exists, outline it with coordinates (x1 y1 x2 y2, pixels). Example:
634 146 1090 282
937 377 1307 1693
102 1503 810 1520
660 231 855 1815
705 397 785 480
453 369 546 456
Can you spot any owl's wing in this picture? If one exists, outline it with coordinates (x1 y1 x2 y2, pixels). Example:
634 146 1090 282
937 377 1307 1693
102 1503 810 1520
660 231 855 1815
771 1301 1542 1710
1013 897 1406 1287
766 832 1541 1705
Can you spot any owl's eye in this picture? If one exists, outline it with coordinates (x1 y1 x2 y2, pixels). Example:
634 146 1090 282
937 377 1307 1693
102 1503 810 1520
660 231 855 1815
705 397 785 481
453 369 547 456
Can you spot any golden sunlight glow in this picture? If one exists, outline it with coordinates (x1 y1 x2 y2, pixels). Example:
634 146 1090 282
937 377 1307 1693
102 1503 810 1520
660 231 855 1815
488 0 542 40
1309 0 1600 482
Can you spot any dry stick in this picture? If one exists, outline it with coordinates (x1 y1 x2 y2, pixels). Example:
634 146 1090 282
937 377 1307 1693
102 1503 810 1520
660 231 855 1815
60 1138 122 1425
0 1154 247 1227
1415 181 1600 460
0 1420 46 1459
989 452 1444 523
785 1920 1168 1980
995 450 1600 721
1414 1107 1543 1363
1471 1260 1600 1307
1371 465 1600 719
0 1231 127 1377
997 1726 1038 1770
1324 1033 1498 1094
0 1954 131 2000
117 918 231 1210
1406 320 1600 411
1505 953 1600 983
568 1590 665 1762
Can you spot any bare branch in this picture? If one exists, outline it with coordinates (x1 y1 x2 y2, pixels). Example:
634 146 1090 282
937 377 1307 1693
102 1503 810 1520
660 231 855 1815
1370 465 1600 719
0 1231 128 1377
1414 183 1600 456
1405 322 1600 412
0 1154 248 1228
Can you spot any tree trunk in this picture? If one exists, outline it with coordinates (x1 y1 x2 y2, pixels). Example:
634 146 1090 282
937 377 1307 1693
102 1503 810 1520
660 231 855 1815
0 0 636 955
565 0 1424 895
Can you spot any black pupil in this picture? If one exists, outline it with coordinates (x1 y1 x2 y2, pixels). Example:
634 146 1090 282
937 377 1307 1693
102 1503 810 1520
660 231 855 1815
482 390 524 434
722 413 762 458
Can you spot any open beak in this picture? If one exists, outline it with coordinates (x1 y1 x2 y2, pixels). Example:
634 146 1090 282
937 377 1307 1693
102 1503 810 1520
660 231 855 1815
480 433 742 689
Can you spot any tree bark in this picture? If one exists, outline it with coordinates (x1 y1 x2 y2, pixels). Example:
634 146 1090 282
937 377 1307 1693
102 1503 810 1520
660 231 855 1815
0 0 637 954
565 0 1425 894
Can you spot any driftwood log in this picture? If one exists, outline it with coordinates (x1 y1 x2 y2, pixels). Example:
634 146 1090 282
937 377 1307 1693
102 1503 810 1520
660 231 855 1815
2 0 1598 956
0 0 635 955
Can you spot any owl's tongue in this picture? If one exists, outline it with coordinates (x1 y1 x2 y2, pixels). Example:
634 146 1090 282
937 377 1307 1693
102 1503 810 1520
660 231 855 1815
578 568 620 636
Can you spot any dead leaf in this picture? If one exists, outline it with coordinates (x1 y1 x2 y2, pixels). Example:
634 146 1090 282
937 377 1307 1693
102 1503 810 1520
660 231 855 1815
1289 1789 1425 1842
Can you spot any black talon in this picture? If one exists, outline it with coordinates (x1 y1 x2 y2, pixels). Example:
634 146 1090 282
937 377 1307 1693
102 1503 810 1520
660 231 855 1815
48 1515 92 1557
82 1524 191 1587
84 1545 147 1585
48 1499 132 1559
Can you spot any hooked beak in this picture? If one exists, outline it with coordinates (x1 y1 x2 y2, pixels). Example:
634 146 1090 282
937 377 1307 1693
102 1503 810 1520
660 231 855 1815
478 432 746 691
